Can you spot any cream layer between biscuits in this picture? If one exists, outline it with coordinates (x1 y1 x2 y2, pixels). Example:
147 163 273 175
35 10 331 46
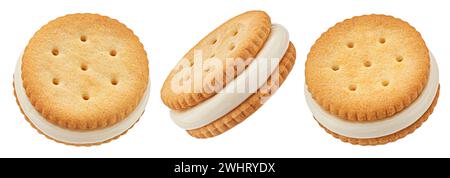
171 24 290 130
14 55 150 145
305 54 439 139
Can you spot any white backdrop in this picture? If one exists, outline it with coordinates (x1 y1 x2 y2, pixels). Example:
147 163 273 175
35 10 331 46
0 0 449 158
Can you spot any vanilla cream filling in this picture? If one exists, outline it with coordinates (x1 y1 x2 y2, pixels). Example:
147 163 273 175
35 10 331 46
305 54 439 139
14 55 150 145
171 24 290 130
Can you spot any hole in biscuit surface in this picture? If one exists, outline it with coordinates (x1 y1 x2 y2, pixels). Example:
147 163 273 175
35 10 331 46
52 78 59 85
110 50 117 57
80 64 88 71
111 78 118 85
396 56 404 62
379 38 386 44
347 42 354 48
363 61 372 67
51 49 59 56
82 94 90 101
80 35 87 42
382 80 390 87
331 65 340 71
229 44 235 51
211 39 217 45
232 30 239 36
348 85 357 91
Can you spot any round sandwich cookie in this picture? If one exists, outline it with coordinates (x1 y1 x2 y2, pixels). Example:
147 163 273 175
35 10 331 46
305 14 440 146
161 11 296 138
14 14 150 146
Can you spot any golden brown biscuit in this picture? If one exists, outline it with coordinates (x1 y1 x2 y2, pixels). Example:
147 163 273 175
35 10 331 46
161 11 272 110
305 14 439 146
162 11 296 138
306 14 429 121
15 13 149 146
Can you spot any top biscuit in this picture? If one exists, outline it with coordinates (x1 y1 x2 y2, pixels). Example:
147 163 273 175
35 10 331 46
161 11 272 110
21 14 149 130
306 14 430 121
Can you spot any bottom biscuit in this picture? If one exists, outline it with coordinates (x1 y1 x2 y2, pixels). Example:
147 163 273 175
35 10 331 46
317 85 440 146
13 82 142 147
187 42 296 138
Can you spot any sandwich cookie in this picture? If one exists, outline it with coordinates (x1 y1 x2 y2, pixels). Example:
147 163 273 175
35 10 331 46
14 14 149 146
305 15 439 145
161 11 296 138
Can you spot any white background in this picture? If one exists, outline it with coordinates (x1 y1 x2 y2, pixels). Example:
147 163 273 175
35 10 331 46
0 0 449 158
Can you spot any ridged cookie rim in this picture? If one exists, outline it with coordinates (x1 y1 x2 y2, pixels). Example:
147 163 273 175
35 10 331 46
13 81 143 147
318 85 439 146
161 10 272 111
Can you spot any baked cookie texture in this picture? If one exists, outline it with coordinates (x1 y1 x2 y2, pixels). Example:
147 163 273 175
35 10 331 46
188 42 296 138
161 11 272 110
162 11 296 138
20 14 149 131
306 15 430 121
306 14 438 145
